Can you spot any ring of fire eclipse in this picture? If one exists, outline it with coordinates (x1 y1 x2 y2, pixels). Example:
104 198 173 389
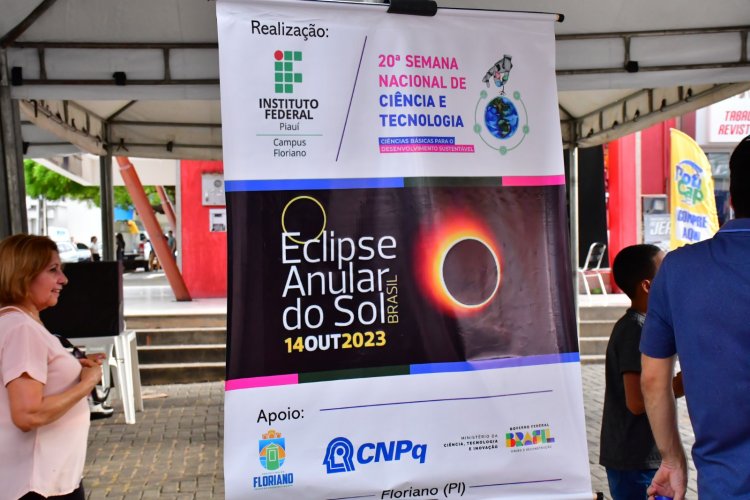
439 236 501 309
416 214 503 316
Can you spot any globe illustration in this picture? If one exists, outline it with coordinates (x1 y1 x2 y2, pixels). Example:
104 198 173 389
484 96 519 139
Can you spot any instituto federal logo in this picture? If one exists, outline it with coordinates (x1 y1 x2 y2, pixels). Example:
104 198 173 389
323 436 427 474
274 50 302 93
474 54 530 155
259 429 286 470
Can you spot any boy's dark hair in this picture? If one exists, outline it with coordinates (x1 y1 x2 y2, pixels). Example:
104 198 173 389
611 244 662 299
730 135 750 218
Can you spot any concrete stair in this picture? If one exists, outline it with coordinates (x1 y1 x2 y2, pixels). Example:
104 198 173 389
124 303 624 384
125 314 227 385
579 304 627 364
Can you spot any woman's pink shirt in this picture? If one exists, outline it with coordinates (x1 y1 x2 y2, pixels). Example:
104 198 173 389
0 308 89 499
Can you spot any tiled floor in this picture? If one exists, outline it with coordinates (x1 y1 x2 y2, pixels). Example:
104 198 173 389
584 364 698 499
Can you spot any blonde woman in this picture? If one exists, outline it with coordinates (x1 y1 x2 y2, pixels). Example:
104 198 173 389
0 234 102 499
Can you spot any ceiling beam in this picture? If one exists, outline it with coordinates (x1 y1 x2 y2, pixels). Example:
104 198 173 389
106 100 137 121
0 0 58 48
566 82 750 148
18 99 106 155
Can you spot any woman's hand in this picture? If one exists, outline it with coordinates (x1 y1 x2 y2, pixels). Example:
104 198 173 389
79 359 103 387
86 353 106 364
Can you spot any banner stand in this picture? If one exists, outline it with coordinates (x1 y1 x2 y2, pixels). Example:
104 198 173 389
387 0 438 17
218 1 593 497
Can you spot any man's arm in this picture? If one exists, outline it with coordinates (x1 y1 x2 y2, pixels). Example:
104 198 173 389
641 353 687 500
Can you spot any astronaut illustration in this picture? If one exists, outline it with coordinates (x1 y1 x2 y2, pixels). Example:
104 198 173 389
482 55 513 94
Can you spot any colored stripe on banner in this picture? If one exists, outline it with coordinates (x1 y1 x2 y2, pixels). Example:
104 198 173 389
225 178 404 192
224 353 579 391
410 352 580 374
226 176 564 192
299 365 410 384
225 373 298 391
502 174 566 186
403 177 501 188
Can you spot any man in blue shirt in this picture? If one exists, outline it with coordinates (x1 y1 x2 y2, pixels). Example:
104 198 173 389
641 135 750 499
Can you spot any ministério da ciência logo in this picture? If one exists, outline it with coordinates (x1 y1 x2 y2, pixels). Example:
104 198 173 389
474 54 529 155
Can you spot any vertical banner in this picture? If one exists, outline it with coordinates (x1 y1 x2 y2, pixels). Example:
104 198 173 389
217 1 592 498
670 128 720 249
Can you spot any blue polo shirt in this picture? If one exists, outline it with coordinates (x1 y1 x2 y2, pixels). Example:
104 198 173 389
641 218 750 497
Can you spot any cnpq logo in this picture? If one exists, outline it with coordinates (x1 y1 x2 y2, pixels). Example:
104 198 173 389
323 437 427 474
253 429 294 490
675 160 707 205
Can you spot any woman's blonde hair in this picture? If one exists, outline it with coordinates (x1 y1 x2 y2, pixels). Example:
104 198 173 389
0 234 59 306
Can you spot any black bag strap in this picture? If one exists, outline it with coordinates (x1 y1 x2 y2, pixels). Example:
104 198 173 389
54 334 112 404
54 334 87 360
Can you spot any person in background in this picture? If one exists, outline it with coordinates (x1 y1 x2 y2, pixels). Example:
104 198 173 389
599 244 683 500
0 234 103 499
641 135 750 499
167 230 176 257
89 236 101 262
115 233 125 261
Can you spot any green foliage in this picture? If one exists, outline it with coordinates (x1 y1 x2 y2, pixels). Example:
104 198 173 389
24 159 176 211
24 159 99 202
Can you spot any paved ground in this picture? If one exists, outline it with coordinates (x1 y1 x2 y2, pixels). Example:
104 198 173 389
583 365 698 499
86 383 224 499
84 365 697 499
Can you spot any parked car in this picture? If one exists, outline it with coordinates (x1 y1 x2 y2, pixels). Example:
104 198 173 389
56 241 80 263
75 242 92 261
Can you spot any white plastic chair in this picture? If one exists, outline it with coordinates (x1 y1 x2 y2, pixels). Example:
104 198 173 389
578 242 608 296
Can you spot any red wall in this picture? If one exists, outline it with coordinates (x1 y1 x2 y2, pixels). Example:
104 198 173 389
607 134 639 267
180 160 227 298
608 119 680 261
641 119 676 195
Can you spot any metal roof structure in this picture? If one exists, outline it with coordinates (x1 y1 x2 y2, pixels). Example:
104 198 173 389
2 0 749 160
